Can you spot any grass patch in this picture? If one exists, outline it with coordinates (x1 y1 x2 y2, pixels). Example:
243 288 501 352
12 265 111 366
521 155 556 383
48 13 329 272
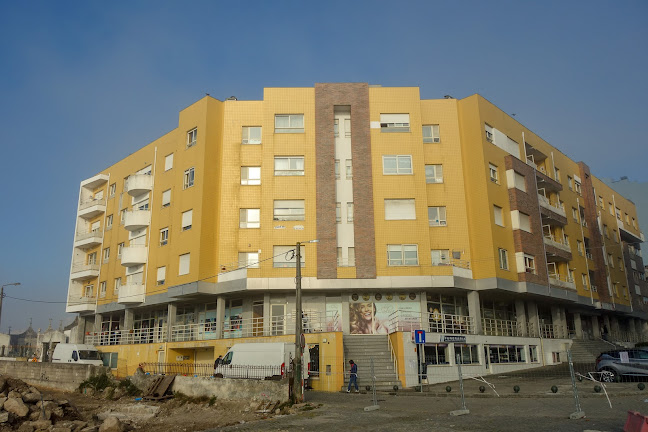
79 373 113 392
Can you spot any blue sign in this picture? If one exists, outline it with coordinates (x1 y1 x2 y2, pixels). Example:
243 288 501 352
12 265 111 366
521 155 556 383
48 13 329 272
414 330 426 344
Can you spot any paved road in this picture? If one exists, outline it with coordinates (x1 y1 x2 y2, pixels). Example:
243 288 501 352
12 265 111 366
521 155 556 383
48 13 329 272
215 390 644 432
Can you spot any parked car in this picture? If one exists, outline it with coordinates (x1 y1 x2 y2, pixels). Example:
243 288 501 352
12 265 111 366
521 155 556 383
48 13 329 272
51 343 104 366
595 349 648 382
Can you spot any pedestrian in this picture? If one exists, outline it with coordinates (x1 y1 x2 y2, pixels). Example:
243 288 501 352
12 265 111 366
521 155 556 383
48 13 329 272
347 360 359 393
602 324 609 341
213 355 223 376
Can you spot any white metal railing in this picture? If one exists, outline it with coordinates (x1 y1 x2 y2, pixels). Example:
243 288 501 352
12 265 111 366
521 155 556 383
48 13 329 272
538 194 566 216
543 235 571 253
482 318 524 337
79 197 106 211
75 230 103 241
387 310 475 334
609 330 642 343
71 263 100 273
586 252 594 260
539 323 565 339
85 327 168 346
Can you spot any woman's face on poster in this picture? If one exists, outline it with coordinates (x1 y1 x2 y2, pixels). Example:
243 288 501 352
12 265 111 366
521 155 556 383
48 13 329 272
359 303 373 321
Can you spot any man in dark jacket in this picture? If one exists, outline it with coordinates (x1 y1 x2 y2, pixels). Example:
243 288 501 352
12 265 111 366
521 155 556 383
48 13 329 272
347 360 359 393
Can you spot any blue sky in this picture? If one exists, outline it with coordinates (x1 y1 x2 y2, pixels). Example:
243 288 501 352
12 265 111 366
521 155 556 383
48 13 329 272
0 1 646 333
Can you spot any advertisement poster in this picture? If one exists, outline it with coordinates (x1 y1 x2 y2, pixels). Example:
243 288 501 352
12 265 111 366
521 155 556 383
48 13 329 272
349 299 420 334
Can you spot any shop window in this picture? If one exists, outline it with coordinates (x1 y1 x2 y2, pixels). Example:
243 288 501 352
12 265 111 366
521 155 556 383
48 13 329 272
454 344 480 364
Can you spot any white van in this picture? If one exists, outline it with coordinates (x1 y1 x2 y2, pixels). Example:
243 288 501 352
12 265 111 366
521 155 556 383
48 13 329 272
51 344 104 366
215 342 310 380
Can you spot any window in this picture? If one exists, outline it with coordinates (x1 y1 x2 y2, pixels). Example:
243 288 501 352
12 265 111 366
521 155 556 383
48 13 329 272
513 171 526 192
242 126 262 144
485 124 494 143
344 118 351 137
383 155 412 175
348 247 356 267
345 160 353 179
274 157 304 176
603 224 609 238
428 206 447 226
431 249 450 266
273 200 305 221
178 253 190 275
182 210 193 230
120 209 127 224
524 254 535 273
160 228 169 246
609 202 614 215
87 252 97 265
574 181 582 195
83 284 93 297
608 254 614 267
108 183 116 197
488 346 526 363
494 205 504 226
499 248 509 270
512 211 531 232
582 274 589 289
239 209 260 228
613 229 619 243
91 220 100 232
241 167 261 185
183 167 195 189
347 203 354 223
454 344 479 364
275 114 304 133
165 153 173 171
99 281 106 298
114 277 121 293
335 160 340 179
563 234 570 247
636 285 641 295
273 245 304 268
577 240 583 256
336 203 341 223
106 214 113 229
103 248 110 262
157 266 166 286
117 242 124 257
162 189 171 208
489 164 499 183
334 119 339 137
422 124 440 143
567 176 573 190
425 165 443 183
380 114 410 132
387 244 419 266
186 128 197 148
238 252 260 268
615 207 621 220
599 196 604 208
618 257 624 270
572 207 578 222
554 167 560 183
385 199 416 220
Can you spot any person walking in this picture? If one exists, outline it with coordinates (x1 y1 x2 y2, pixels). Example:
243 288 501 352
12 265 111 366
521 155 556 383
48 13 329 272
213 355 223 376
347 360 359 393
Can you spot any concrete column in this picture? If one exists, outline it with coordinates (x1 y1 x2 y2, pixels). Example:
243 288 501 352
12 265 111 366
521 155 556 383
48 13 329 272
420 291 428 331
73 315 88 343
94 313 103 332
610 316 620 336
342 296 350 334
591 315 600 339
167 303 177 342
515 300 528 336
467 291 482 335
215 296 225 339
263 293 271 336
573 313 583 339
635 319 643 340
550 306 563 338
527 302 539 337
642 321 648 340
124 308 134 330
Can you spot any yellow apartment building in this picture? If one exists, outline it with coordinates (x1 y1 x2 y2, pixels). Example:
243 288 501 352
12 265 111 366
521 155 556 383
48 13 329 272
65 83 647 390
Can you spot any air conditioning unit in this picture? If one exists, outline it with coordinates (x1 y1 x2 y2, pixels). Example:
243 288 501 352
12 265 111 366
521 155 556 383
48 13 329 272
161 240 168 246
440 221 447 226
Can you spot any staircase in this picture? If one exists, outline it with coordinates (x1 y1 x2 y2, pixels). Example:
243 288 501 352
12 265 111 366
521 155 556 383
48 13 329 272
569 338 619 363
341 335 402 391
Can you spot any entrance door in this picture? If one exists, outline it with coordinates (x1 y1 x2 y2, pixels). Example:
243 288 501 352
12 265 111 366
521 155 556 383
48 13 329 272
271 304 286 335
581 316 593 339
253 301 264 336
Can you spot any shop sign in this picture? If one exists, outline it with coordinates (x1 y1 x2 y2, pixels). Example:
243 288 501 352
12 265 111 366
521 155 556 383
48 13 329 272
443 335 466 343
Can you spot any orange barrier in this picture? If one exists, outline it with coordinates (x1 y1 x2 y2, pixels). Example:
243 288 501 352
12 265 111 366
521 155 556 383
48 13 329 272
625 411 648 432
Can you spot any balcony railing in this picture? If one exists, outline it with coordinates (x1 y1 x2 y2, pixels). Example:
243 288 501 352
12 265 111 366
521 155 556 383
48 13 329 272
586 252 594 260
66 296 96 312
539 323 566 339
548 273 576 289
537 194 566 217
482 318 525 337
79 197 106 211
85 327 168 346
387 310 475 335
543 236 571 253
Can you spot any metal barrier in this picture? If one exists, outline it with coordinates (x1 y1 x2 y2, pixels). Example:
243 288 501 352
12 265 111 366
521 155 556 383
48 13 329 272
139 362 288 379
482 318 525 337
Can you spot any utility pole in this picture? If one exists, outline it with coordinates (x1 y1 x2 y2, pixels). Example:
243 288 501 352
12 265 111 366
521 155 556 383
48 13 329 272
0 283 21 330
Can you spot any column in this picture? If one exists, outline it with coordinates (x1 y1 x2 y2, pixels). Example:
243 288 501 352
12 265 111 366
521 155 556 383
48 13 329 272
515 300 527 336
420 291 428 331
527 302 539 337
642 320 648 340
467 291 482 335
94 313 102 332
634 319 643 341
573 313 583 339
551 306 566 338
215 296 225 339
124 308 134 330
610 316 620 339
591 315 600 339
167 303 177 342
73 315 88 344
263 293 271 336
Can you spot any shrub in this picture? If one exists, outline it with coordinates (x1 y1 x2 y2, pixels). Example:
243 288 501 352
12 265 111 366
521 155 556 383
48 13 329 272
79 373 113 393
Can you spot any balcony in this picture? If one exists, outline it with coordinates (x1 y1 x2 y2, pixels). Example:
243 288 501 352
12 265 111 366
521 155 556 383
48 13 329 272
125 174 153 197
124 210 151 231
66 296 96 313
74 230 103 249
78 198 106 219
121 246 147 267
548 273 576 290
118 283 145 304
544 237 572 262
70 263 100 281
538 194 566 218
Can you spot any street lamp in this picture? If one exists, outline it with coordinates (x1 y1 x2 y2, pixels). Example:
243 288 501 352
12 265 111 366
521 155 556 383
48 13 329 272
293 240 318 403
0 283 21 330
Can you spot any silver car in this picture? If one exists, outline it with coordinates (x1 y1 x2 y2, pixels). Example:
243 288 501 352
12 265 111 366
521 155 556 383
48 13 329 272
595 349 648 382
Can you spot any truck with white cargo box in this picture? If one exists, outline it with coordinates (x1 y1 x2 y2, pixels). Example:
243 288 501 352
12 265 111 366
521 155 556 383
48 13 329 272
215 342 310 381
51 343 103 366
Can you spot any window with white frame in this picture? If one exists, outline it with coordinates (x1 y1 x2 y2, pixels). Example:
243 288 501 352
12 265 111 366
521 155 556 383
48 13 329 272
499 248 509 270
577 240 583 255
182 210 193 230
99 281 106 297
513 171 526 192
582 274 589 290
494 205 504 226
636 285 641 295
241 167 261 185
114 277 121 293
108 183 116 197
383 155 412 175
422 124 440 143
608 253 614 267
554 167 560 183
273 200 304 221
273 245 304 268
239 208 260 228
425 164 443 183
347 202 354 223
523 254 535 273
87 252 97 265
575 181 582 195
454 344 480 364
512 211 531 232
335 160 340 179
485 124 494 142
117 242 124 257
567 176 573 190
186 128 197 148
345 159 353 179
162 189 171 208
572 207 578 222
599 196 604 208
489 163 498 183
275 114 304 133
385 199 416 220
84 284 93 297
336 203 341 223
334 119 339 137
274 157 304 176
120 209 127 224
178 253 190 275
165 153 173 171
344 118 351 137
431 249 450 266
183 167 195 189
380 114 410 132
348 247 356 266
428 206 447 226
387 244 419 266
106 214 113 229
103 247 110 262
242 126 262 144
160 227 169 246
157 266 166 286
238 252 260 268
